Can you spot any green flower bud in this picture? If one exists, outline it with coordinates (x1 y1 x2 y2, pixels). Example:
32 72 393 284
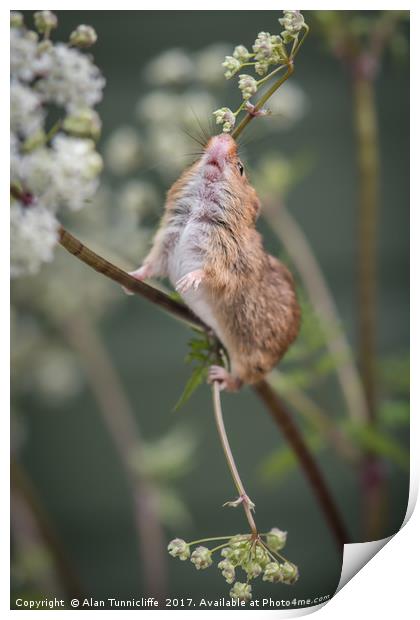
263 561 283 583
190 546 212 570
69 24 98 48
37 40 53 54
84 149 103 179
253 544 270 568
22 130 47 154
10 12 24 28
33 11 58 35
63 108 102 140
266 528 287 552
238 74 258 100
233 45 250 64
218 559 235 584
230 581 252 602
246 561 262 579
167 538 190 560
279 561 299 584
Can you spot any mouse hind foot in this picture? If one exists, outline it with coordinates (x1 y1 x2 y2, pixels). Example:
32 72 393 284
208 365 242 392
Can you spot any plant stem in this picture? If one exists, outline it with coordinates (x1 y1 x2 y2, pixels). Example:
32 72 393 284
353 66 386 541
353 75 379 421
58 227 348 549
232 62 295 140
63 315 167 599
58 227 205 331
187 535 236 546
212 382 258 536
263 202 369 423
253 380 349 548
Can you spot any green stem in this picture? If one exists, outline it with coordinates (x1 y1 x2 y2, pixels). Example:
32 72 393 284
232 62 295 140
45 119 62 143
209 542 232 554
259 540 288 565
187 535 237 546
291 24 310 59
257 63 287 87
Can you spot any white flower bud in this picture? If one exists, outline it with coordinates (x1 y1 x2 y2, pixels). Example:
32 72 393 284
238 74 258 100
233 45 250 64
213 107 236 133
218 559 235 584
255 60 269 76
266 527 287 552
253 32 273 61
229 581 252 602
167 538 190 560
69 25 98 48
190 546 212 570
279 10 305 41
11 202 59 277
34 11 58 35
222 55 241 79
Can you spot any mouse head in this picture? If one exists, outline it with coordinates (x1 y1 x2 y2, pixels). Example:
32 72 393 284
201 134 261 225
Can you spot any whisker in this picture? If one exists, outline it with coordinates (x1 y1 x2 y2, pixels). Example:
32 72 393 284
180 125 207 148
189 107 210 145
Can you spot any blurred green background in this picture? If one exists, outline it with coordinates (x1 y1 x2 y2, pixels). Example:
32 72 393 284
12 10 409 609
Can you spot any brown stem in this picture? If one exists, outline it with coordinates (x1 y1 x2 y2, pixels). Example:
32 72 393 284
58 227 348 549
58 227 204 331
254 380 350 548
63 316 167 599
11 459 84 600
212 383 257 535
353 67 387 541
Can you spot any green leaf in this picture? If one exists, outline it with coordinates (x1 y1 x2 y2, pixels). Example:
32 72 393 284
173 365 207 411
344 421 409 471
379 400 410 428
258 434 324 484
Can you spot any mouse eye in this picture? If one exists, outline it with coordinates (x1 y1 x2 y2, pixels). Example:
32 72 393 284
237 161 244 176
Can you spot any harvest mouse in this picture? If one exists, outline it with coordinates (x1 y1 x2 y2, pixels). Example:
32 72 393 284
127 133 300 391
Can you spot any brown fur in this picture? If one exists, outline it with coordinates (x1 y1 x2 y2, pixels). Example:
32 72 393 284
138 135 301 387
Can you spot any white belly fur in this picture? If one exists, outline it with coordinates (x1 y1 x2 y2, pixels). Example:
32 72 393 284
168 222 224 339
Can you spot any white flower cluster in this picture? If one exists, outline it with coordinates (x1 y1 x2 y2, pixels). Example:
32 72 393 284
214 11 307 134
168 528 298 602
10 12 104 278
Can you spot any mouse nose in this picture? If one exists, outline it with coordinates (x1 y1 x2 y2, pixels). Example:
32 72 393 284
206 134 236 167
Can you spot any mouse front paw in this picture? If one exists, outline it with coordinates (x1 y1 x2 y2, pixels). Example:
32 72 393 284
175 269 204 294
